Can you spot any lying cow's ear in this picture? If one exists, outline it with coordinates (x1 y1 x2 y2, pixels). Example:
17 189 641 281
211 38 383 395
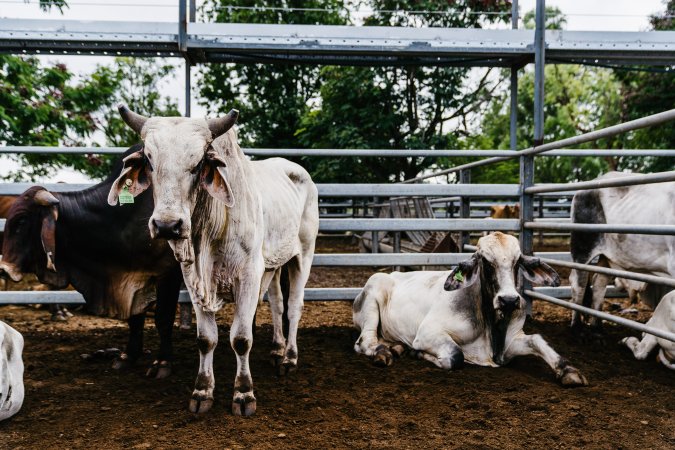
444 253 481 291
200 150 235 207
107 150 152 206
518 255 560 287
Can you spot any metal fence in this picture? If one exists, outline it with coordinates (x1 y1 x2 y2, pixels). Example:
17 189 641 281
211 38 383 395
1 0 674 343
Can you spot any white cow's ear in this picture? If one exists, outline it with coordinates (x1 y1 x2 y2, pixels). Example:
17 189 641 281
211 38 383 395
200 151 235 207
444 254 480 291
518 255 560 287
107 149 152 206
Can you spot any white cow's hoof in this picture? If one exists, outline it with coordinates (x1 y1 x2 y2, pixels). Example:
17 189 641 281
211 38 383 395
189 397 213 415
146 360 172 379
232 392 256 416
373 344 394 367
560 366 588 387
277 359 297 376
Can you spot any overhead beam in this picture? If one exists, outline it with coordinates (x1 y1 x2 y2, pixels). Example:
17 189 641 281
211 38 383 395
3 19 675 66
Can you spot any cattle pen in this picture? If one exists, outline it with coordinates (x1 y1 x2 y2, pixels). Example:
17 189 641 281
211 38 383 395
0 0 675 448
0 0 674 345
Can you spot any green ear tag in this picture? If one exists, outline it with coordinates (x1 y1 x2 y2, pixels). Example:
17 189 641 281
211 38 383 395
118 183 134 205
453 270 464 282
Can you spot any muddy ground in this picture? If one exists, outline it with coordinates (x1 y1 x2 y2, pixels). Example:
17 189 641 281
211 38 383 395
1 237 673 449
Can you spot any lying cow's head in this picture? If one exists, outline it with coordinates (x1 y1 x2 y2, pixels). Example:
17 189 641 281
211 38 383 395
0 187 60 283
107 105 239 249
444 232 559 317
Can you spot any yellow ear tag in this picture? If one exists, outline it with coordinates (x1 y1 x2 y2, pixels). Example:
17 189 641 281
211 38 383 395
119 179 134 205
453 270 464 282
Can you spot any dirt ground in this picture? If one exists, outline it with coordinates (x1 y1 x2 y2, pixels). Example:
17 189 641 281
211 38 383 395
1 237 674 449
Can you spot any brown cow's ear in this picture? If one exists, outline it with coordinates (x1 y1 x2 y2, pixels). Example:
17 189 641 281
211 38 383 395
444 253 481 291
518 255 560 287
200 150 235 207
40 205 58 272
107 150 152 206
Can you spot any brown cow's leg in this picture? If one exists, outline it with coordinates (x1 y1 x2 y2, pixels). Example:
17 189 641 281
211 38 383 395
112 312 146 370
147 270 181 379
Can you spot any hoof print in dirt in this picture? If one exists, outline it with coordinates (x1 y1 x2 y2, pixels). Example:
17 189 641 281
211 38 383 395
146 360 172 379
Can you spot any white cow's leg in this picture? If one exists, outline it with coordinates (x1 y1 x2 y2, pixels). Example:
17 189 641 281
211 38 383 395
266 269 286 367
188 306 218 414
230 269 262 416
620 334 658 360
504 331 587 387
280 255 311 375
589 273 610 328
569 268 589 329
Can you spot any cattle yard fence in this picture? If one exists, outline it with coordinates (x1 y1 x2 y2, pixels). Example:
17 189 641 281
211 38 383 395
1 0 674 343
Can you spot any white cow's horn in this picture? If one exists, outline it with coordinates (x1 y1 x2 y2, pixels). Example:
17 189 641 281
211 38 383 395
34 190 60 206
118 103 149 135
207 109 239 138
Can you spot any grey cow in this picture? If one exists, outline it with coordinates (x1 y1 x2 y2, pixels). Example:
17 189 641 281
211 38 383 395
353 232 588 387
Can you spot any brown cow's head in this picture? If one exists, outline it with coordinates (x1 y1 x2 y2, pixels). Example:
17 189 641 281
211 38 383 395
0 187 60 283
107 105 238 261
444 232 559 318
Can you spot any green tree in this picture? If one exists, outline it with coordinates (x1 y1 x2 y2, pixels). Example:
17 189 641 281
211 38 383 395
615 1 675 173
0 55 118 180
0 56 179 180
467 7 630 183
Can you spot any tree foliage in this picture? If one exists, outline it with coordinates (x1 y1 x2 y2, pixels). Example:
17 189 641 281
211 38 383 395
200 0 511 182
0 57 178 180
615 0 675 173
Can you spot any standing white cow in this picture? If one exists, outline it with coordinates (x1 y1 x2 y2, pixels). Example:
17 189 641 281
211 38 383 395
0 320 24 421
621 291 675 370
108 106 319 416
353 232 587 386
569 172 675 333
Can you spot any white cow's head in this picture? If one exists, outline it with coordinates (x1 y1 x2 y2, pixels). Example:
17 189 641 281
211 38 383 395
107 105 238 245
444 232 559 317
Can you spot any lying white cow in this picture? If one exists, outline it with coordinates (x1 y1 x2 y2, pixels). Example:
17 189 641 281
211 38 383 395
569 172 675 332
0 320 24 421
353 232 587 386
108 106 319 416
621 290 675 370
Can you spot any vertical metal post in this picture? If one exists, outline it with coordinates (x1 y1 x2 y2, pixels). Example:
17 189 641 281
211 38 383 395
185 63 191 117
510 0 518 151
521 0 545 313
179 0 190 117
459 169 471 250
189 0 196 22
372 196 379 254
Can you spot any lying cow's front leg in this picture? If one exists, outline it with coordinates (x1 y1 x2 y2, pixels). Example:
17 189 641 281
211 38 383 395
189 306 218 415
412 332 465 370
503 331 588 387
620 334 658 361
230 268 263 416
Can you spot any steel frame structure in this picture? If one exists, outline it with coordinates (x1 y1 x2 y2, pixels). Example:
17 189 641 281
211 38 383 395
0 1 674 342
